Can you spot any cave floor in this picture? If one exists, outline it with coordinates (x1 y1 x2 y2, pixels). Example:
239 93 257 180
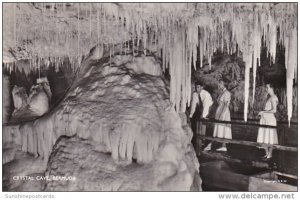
197 146 298 191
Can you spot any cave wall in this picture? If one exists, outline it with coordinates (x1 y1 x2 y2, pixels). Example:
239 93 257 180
2 58 76 123
3 76 11 123
193 52 297 122
3 47 201 191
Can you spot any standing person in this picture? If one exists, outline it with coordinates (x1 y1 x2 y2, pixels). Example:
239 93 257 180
257 83 278 159
205 80 232 152
189 82 213 152
189 81 213 120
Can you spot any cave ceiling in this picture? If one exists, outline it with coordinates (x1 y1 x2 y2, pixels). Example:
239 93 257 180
2 2 298 123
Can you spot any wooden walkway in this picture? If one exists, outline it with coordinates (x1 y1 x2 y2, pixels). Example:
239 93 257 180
197 135 297 152
194 117 297 152
200 150 270 168
194 117 298 183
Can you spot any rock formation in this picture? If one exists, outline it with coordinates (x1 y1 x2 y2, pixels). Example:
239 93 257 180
3 47 201 191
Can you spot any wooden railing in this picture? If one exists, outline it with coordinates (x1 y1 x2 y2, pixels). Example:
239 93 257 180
194 118 298 152
193 118 298 179
197 136 297 152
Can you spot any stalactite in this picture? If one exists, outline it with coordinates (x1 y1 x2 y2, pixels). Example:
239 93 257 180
77 4 80 65
97 5 100 47
8 3 14 47
199 37 203 69
13 3 17 47
252 14 261 106
243 53 252 122
4 3 297 120
89 3 92 49
268 17 277 63
285 28 297 126
55 3 58 57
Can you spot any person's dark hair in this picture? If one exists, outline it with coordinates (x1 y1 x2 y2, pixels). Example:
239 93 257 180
195 81 204 87
266 83 275 89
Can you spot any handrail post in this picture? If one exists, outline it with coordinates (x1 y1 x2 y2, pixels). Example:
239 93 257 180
196 119 202 156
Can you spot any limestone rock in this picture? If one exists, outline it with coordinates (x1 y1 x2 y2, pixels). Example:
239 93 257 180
12 85 28 111
28 84 49 116
3 54 201 191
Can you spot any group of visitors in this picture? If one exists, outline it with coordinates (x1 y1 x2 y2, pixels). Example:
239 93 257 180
189 80 278 159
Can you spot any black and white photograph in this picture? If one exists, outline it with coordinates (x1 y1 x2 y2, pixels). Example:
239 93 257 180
1 1 298 196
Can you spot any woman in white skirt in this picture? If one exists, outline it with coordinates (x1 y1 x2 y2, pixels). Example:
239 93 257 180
204 80 232 152
257 84 278 159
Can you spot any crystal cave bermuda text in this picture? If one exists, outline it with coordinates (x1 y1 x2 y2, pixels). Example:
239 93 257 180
13 175 76 181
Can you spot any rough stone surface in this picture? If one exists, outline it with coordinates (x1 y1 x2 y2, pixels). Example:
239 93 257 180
195 54 298 121
3 152 47 191
3 48 201 191
45 136 200 191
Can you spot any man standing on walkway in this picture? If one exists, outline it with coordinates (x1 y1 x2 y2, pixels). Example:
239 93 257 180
189 81 213 152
